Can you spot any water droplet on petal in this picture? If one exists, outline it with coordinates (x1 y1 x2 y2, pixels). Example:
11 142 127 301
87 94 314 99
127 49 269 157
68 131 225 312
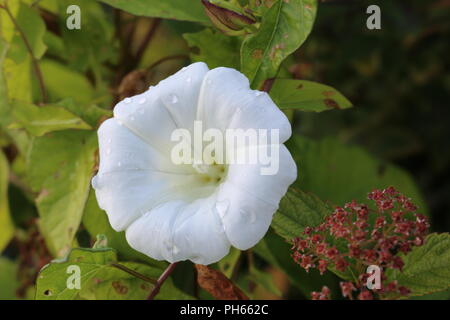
129 115 135 121
173 245 180 255
241 209 256 223
124 97 132 104
106 148 111 155
215 200 230 219
107 138 112 144
186 77 192 83
171 94 179 104
138 97 146 104
117 120 123 126
255 91 263 97
117 161 122 167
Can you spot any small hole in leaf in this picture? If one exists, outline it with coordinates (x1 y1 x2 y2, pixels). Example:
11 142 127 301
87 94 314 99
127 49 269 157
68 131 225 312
44 289 52 296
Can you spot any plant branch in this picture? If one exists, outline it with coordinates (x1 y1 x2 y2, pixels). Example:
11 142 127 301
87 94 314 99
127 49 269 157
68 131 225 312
1 2 47 104
144 54 189 73
135 18 161 63
110 263 158 285
260 78 275 93
147 262 178 300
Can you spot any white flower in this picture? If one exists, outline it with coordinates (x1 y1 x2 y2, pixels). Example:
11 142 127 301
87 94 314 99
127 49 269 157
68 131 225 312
92 63 297 265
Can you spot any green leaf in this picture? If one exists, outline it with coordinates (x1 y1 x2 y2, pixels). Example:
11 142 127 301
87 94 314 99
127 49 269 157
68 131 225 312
183 28 241 69
0 37 11 126
58 0 116 72
0 151 14 253
82 189 167 269
241 0 317 88
387 233 450 297
36 247 190 300
54 98 112 128
217 247 241 278
6 2 47 62
270 79 353 112
9 100 92 136
98 0 210 24
39 60 95 105
0 257 19 299
271 188 331 241
27 131 98 257
288 135 428 212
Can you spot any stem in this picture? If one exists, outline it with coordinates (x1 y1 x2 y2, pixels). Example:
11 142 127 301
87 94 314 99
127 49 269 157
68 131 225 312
147 262 178 300
135 18 161 63
260 78 275 93
110 263 157 285
144 54 189 73
1 2 47 104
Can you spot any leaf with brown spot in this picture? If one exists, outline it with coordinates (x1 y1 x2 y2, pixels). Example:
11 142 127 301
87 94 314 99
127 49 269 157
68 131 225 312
36 247 193 300
195 264 249 300
270 79 352 112
241 0 318 89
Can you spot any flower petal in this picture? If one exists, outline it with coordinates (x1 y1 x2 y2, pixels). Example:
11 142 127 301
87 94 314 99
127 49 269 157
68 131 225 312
125 201 185 261
172 197 231 265
198 67 291 144
126 198 231 264
97 118 192 175
218 144 297 250
113 62 209 154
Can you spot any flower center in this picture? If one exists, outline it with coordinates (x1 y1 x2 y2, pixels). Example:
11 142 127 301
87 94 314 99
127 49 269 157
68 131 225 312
193 162 227 185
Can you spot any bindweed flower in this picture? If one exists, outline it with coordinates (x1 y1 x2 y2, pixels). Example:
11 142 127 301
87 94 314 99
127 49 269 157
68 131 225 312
92 62 297 265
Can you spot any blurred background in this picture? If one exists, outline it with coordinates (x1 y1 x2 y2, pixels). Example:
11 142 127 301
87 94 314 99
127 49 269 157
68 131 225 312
0 0 449 299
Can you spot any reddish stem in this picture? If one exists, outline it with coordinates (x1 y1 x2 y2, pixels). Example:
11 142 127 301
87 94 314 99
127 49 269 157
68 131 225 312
147 262 178 300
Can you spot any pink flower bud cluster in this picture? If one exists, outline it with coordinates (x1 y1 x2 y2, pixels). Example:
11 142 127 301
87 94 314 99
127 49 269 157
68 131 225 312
292 187 429 300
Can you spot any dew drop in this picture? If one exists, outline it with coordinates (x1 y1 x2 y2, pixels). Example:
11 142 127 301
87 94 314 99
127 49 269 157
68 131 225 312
106 148 111 155
241 209 256 223
255 91 263 97
117 161 122 167
138 97 146 104
117 120 123 126
173 245 180 255
215 200 230 219
171 94 179 104
107 138 112 144
129 115 135 121
186 77 192 83
124 97 132 104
